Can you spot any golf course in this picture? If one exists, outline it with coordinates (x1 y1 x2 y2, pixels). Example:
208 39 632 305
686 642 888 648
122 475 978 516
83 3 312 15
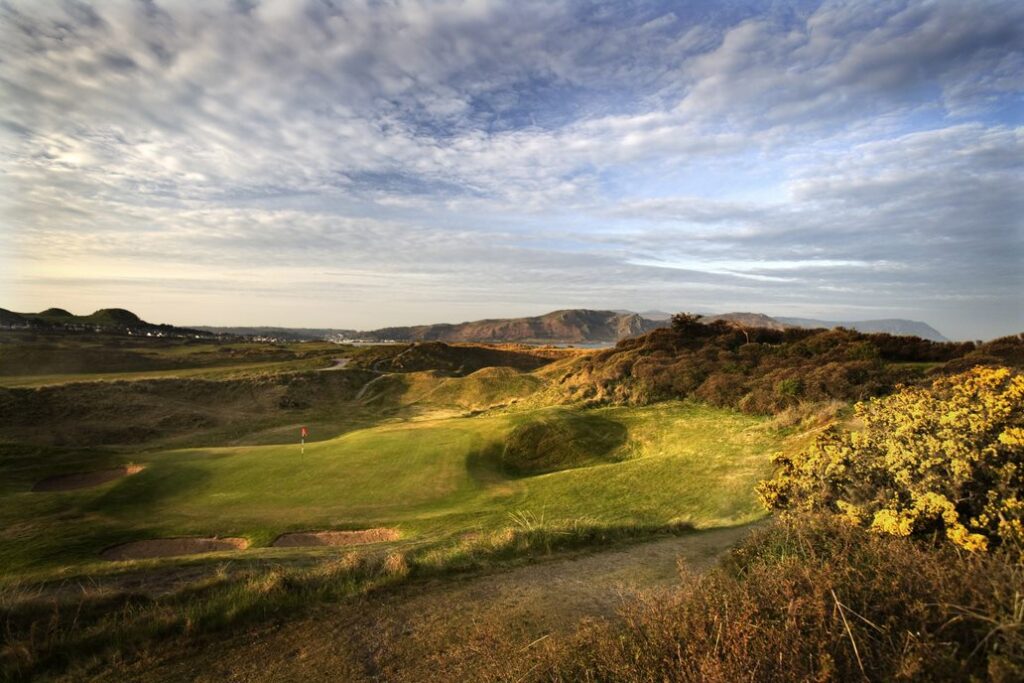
0 330 817 679
2 316 1022 681
1 338 787 581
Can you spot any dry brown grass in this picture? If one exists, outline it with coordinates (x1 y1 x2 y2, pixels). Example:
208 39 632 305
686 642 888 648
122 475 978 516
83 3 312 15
524 516 1024 682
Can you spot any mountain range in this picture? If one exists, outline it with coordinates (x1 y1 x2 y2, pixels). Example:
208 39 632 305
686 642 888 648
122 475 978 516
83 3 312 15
3 307 950 343
215 310 947 343
706 312 948 342
774 316 948 341
357 309 661 343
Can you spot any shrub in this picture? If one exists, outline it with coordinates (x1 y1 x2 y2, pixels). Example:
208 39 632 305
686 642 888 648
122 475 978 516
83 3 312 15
693 373 745 407
557 315 985 416
774 377 803 398
758 366 1024 553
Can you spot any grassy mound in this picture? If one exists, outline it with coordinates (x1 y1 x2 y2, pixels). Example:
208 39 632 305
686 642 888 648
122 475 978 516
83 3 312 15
431 366 544 409
37 308 73 318
0 369 377 448
362 366 545 412
352 341 562 375
83 308 143 325
498 410 627 475
0 338 340 383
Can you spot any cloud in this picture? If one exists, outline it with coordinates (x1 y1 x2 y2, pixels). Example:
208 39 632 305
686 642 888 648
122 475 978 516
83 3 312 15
1 0 1021 338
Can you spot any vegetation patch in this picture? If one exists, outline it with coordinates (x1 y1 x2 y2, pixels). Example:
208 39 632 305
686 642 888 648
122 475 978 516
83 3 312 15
760 366 1024 552
271 528 400 547
100 537 249 561
532 516 1023 682
558 315 1022 413
32 464 144 492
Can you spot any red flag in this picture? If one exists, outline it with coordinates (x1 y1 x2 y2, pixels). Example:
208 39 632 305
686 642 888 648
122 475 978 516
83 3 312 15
301 426 308 438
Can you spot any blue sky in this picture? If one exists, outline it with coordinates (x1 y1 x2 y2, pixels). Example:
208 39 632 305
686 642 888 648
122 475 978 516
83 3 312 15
1 0 1022 339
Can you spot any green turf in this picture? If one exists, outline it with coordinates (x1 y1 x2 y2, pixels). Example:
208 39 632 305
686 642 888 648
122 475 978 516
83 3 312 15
0 401 783 581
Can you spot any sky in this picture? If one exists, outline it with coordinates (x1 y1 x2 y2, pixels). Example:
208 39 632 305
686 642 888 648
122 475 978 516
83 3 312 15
1 0 1022 340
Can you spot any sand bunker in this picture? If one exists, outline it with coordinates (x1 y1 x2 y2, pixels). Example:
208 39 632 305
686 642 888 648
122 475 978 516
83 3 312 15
101 537 249 561
33 464 144 492
272 528 400 548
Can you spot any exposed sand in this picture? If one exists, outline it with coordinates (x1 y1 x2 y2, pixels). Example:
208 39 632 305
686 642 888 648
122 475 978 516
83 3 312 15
101 537 250 561
33 464 144 492
272 528 400 547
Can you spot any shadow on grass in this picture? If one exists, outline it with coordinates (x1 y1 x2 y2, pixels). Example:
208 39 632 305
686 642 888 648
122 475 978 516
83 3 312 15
466 410 628 481
84 463 213 516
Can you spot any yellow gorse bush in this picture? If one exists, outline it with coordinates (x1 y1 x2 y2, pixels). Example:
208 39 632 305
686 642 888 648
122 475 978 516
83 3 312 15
758 366 1024 552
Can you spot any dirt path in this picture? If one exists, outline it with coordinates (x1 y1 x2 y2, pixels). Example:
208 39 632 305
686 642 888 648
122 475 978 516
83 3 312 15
318 358 351 371
109 524 759 682
355 373 389 400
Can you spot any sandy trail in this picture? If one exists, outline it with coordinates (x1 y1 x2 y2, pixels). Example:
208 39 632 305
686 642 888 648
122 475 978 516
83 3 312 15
355 373 389 400
318 358 351 371
272 528 400 547
110 524 759 682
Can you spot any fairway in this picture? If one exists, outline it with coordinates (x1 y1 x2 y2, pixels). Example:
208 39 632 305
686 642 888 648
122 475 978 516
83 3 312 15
0 401 781 579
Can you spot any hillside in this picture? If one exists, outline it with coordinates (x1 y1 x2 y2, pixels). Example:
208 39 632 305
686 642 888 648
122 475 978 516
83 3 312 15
6 305 950 346
0 307 216 339
192 326 356 341
704 311 948 341
774 316 948 341
197 310 663 343
200 310 949 344
360 309 666 343
555 317 1018 412
357 309 948 344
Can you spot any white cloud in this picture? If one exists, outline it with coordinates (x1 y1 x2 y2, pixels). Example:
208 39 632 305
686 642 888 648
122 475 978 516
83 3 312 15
1 0 1021 338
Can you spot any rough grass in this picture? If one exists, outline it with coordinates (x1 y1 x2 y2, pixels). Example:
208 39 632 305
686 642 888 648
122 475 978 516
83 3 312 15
0 336 343 385
359 366 545 413
0 369 381 449
0 521 695 682
528 516 1024 682
0 345 564 450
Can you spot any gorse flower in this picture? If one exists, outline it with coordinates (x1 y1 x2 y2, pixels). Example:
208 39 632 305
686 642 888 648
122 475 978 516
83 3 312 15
758 367 1024 553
